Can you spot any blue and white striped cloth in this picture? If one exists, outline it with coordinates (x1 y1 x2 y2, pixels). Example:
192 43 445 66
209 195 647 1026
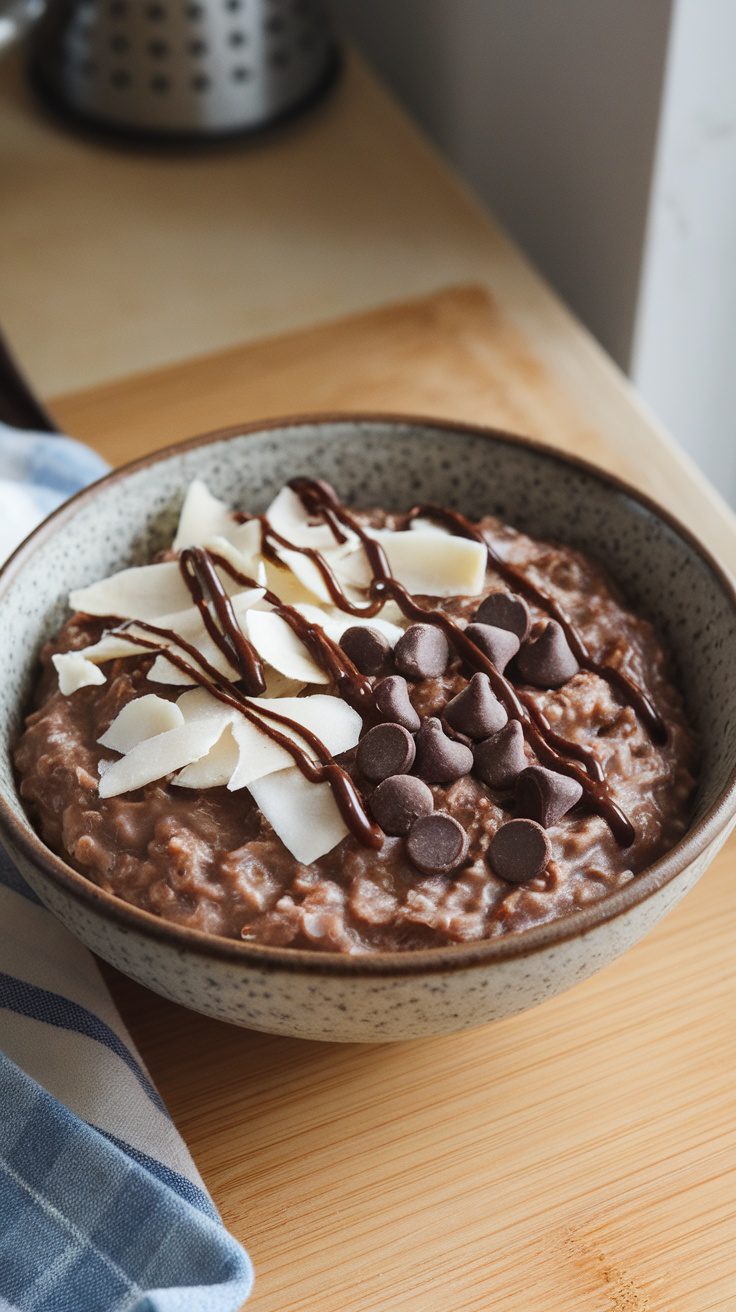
0 423 253 1312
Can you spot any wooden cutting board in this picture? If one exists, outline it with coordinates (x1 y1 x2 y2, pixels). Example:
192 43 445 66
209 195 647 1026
53 287 736 1312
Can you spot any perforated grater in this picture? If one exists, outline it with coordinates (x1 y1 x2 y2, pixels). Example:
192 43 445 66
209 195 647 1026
2 0 339 139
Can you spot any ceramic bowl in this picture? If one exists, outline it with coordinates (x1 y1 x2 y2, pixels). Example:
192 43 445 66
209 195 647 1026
1 416 735 1043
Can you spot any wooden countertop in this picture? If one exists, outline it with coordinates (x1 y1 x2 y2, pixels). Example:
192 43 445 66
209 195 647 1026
2 39 735 1312
61 285 736 1312
2 46 731 564
2 42 536 394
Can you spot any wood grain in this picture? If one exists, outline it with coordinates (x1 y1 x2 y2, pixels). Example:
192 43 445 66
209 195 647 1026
54 289 736 1312
53 287 736 572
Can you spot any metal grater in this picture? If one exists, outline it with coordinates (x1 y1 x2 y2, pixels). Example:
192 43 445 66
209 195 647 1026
3 0 339 139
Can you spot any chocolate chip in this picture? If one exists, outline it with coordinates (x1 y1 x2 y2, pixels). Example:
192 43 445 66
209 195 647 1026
464 622 520 674
414 717 474 783
488 818 550 884
373 675 421 732
444 672 508 739
394 624 450 680
473 590 531 641
339 625 391 675
370 774 434 836
515 765 583 827
473 720 526 788
356 722 416 783
515 620 579 688
406 812 469 875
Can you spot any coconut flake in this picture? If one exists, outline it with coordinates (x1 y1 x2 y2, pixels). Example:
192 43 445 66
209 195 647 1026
261 559 322 606
52 652 107 696
329 530 486 597
225 517 263 560
259 669 306 699
53 631 151 695
264 485 346 550
245 610 329 685
227 693 361 791
146 587 265 685
98 694 184 754
225 718 304 791
164 686 361 793
174 723 240 788
273 548 337 605
173 480 234 550
69 551 254 623
205 529 264 585
248 767 348 864
175 686 228 721
77 633 146 664
382 529 486 595
70 561 195 621
98 714 229 798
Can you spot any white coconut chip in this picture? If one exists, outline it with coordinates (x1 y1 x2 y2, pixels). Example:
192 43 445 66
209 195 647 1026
98 714 230 799
70 561 194 621
272 548 337 605
245 610 329 685
52 652 107 696
174 723 240 789
361 598 407 628
264 485 348 550
53 632 159 695
225 517 263 561
222 717 304 791
99 683 361 812
259 669 306 699
146 587 265 685
175 686 230 721
226 694 361 792
259 559 320 607
69 554 251 624
173 479 234 550
248 767 349 865
327 530 486 598
381 529 487 595
98 694 185 754
78 632 146 663
204 530 264 585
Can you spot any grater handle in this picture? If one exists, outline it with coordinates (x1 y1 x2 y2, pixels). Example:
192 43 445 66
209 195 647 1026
0 0 45 54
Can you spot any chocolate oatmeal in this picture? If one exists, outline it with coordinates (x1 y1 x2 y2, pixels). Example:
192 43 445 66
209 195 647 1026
15 479 698 953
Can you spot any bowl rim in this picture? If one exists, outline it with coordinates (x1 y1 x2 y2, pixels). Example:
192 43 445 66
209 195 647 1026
1 411 735 978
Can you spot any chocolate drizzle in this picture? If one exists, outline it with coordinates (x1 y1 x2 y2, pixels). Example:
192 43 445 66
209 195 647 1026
109 476 642 850
179 547 266 695
205 551 376 720
114 605 382 852
286 478 636 846
405 502 668 745
235 511 385 619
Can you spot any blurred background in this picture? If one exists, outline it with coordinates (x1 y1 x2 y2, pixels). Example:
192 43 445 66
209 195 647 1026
1 0 734 501
340 0 736 502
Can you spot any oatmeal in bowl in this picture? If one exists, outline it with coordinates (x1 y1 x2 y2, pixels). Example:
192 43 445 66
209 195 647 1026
15 474 698 955
0 417 733 1039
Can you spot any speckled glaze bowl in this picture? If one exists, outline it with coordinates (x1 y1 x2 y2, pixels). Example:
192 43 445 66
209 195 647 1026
1 416 735 1042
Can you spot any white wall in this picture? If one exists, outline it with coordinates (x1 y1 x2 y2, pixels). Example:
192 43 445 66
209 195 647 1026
339 0 736 504
631 0 736 500
337 0 672 369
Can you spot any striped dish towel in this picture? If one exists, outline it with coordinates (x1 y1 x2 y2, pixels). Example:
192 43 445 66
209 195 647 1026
0 423 253 1312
